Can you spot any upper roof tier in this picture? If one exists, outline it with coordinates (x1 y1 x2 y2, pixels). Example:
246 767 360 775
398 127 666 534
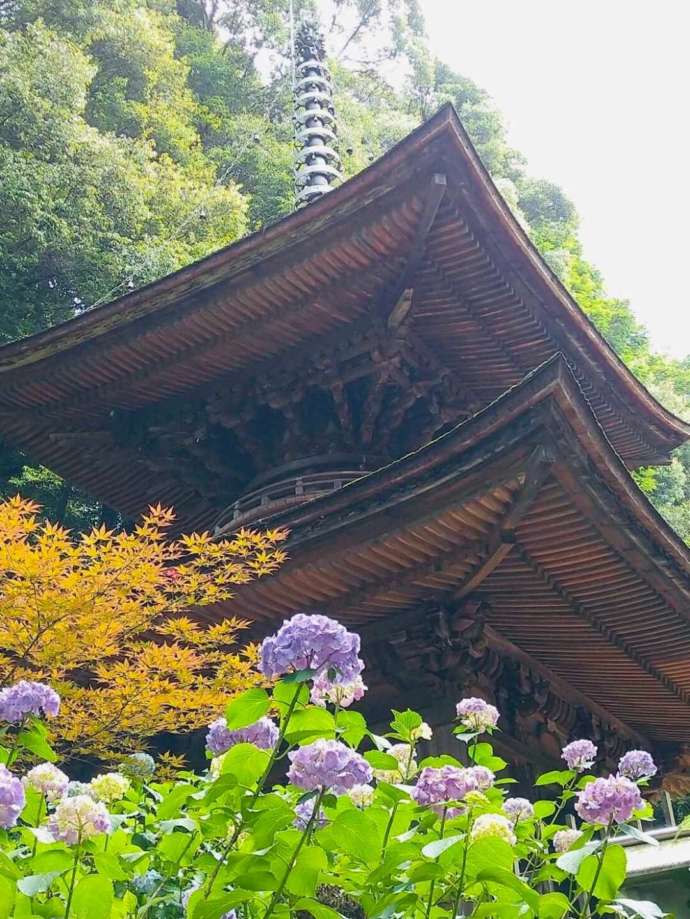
0 105 686 525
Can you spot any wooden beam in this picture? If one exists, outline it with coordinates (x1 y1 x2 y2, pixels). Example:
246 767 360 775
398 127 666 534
453 444 555 599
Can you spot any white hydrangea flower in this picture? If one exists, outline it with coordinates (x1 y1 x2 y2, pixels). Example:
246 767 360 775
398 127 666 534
48 795 110 844
410 722 433 742
470 813 516 846
89 772 130 803
347 784 374 808
23 763 69 803
373 743 417 783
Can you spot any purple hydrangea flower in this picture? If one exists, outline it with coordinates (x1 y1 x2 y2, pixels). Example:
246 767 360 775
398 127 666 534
466 765 495 791
455 697 499 732
205 716 279 757
287 740 372 794
503 797 534 821
260 614 363 684
411 766 479 809
294 797 328 830
575 775 644 825
0 764 25 828
0 681 60 723
562 739 597 772
618 749 657 781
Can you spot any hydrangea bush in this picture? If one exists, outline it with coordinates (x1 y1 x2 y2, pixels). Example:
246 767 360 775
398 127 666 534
0 612 667 918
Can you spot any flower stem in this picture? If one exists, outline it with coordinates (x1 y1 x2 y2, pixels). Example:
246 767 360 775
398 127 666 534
63 837 82 919
450 809 474 917
264 787 325 918
579 824 612 918
425 807 448 919
202 682 303 901
382 800 399 851
31 794 45 858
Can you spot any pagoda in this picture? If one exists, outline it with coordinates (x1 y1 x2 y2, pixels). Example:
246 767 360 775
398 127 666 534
1 29 690 783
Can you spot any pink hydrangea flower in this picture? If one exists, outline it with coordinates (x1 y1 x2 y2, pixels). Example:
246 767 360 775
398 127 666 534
562 739 597 772
618 750 657 781
575 775 643 825
456 697 499 732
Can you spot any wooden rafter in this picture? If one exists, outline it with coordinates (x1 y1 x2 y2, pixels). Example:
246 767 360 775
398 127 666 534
513 541 690 706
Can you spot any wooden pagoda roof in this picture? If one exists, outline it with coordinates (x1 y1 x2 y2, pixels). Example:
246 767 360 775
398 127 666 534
0 106 686 528
209 356 690 746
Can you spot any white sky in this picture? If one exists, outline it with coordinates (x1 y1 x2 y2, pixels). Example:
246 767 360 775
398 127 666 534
422 0 690 360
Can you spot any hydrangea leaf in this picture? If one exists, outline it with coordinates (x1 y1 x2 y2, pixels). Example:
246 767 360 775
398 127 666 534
535 770 575 787
476 866 540 911
72 874 113 919
16 870 63 896
421 833 463 858
293 899 341 919
556 839 601 874
576 844 626 900
225 688 270 730
284 845 327 897
284 708 335 744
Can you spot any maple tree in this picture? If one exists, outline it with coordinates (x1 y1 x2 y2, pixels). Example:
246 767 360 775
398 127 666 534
0 496 287 766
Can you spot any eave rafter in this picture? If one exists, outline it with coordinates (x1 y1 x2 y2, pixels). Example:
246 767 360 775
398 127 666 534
512 541 690 708
312 445 554 616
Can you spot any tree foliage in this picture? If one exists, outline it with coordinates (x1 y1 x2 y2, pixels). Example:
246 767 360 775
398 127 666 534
0 497 287 764
0 0 688 538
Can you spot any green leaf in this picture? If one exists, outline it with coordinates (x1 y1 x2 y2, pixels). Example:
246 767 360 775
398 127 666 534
191 891 253 919
92 852 129 881
17 872 62 896
284 708 335 744
16 723 57 762
293 899 342 919
576 844 626 901
364 751 399 770
532 800 557 819
159 817 197 834
285 845 326 897
218 742 270 788
318 809 381 862
421 834 463 858
336 710 367 748
619 823 659 846
225 688 270 730
71 876 113 919
281 668 317 684
538 892 570 918
30 851 73 875
535 770 574 787
389 709 422 740
476 866 540 911
0 851 20 880
556 839 601 874
0 876 15 919
612 897 668 918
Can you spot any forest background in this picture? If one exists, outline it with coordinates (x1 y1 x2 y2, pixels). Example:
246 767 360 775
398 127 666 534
0 0 688 539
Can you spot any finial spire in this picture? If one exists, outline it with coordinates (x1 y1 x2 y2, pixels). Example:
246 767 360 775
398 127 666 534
293 15 342 208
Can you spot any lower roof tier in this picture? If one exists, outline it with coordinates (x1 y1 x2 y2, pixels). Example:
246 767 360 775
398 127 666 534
205 356 690 748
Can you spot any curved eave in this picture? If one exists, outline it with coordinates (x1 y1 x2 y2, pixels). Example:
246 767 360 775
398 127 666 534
235 354 690 588
0 105 685 456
